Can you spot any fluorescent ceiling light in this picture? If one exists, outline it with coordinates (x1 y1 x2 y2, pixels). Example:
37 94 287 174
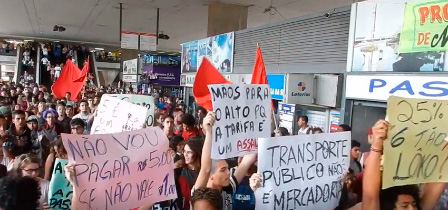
95 48 104 51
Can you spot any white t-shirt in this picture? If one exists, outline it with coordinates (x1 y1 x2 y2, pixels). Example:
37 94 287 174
298 126 311 135
55 66 61 72
41 57 49 65
42 48 48 56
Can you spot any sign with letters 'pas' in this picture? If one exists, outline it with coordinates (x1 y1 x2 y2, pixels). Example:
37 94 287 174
107 94 155 126
208 84 272 159
399 0 448 53
383 96 448 189
62 127 177 210
48 158 72 210
91 95 148 134
255 132 351 210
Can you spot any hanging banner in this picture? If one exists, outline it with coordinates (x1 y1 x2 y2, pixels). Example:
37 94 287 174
62 127 177 210
399 0 448 53
48 158 72 210
121 31 139 50
208 84 272 159
255 132 351 209
140 33 157 51
91 95 148 134
383 96 448 189
107 94 155 126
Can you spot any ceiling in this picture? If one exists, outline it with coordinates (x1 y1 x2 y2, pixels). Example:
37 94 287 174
0 0 358 51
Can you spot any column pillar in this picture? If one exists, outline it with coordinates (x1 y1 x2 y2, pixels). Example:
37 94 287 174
207 2 248 36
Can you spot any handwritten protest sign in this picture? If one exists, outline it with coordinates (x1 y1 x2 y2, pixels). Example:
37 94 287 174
399 0 448 53
107 94 155 126
62 127 177 210
383 96 448 189
208 84 271 159
255 132 351 210
48 158 72 210
91 95 148 134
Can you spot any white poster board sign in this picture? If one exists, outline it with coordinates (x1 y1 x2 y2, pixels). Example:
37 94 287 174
62 127 177 210
91 95 148 134
208 84 271 159
256 132 351 210
107 94 155 126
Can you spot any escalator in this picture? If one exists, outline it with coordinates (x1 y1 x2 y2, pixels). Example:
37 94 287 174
16 44 38 84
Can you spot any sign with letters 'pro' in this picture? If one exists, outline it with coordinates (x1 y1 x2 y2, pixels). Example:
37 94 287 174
62 127 177 210
256 132 351 210
383 96 448 189
208 84 271 159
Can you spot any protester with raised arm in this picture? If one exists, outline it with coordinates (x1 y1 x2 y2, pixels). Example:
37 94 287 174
193 112 257 210
362 120 446 210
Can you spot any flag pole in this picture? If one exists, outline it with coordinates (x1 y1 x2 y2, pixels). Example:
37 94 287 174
272 108 278 130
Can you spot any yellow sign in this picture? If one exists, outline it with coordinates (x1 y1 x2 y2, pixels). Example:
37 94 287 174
383 96 448 189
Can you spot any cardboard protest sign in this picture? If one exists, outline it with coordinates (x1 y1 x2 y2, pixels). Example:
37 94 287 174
208 84 271 159
62 127 177 210
48 158 72 210
107 94 155 126
255 132 351 210
91 95 148 134
383 96 448 189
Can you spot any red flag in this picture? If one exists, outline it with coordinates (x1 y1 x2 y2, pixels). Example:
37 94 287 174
193 58 231 111
251 46 274 109
51 59 84 101
73 57 89 82
250 46 268 85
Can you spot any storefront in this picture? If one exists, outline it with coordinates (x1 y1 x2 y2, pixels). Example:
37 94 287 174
343 0 448 151
280 74 343 134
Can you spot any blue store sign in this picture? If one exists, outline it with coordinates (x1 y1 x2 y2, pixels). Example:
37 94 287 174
267 74 285 100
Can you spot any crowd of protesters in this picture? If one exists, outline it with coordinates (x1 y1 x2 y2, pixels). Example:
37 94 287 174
0 77 445 210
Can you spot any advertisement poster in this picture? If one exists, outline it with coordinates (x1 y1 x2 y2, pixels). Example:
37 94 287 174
210 32 234 73
198 37 212 68
181 32 234 73
181 41 198 72
351 1 446 72
123 58 138 75
329 110 340 133
143 65 180 86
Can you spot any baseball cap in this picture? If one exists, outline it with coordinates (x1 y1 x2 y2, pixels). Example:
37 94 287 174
27 115 39 123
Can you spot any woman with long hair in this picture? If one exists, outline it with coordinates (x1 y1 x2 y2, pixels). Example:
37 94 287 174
177 137 204 210
44 139 67 181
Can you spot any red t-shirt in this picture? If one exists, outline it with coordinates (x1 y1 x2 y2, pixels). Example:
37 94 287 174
182 128 202 141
